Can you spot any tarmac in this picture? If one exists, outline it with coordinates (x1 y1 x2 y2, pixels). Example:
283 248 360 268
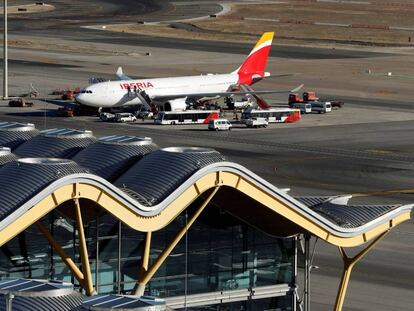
1 0 414 310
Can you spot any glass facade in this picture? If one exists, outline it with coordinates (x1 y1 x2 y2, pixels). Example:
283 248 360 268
180 295 293 311
147 208 294 298
0 204 296 310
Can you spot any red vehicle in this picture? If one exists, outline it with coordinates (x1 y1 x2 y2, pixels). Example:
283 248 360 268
288 93 304 105
57 107 74 117
302 91 319 102
61 91 75 100
61 87 81 100
289 91 344 108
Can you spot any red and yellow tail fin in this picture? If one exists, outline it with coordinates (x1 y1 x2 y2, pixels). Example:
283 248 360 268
234 32 274 85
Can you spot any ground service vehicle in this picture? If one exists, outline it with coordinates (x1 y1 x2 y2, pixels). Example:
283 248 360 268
62 89 78 100
8 98 34 107
290 102 311 114
136 110 153 120
245 117 268 128
289 91 344 109
288 93 304 105
241 108 301 123
155 110 219 125
310 101 332 114
100 112 116 122
208 119 232 131
115 113 136 122
57 107 74 117
329 100 345 108
302 91 319 102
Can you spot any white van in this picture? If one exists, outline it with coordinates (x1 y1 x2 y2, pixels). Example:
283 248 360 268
291 102 312 114
208 119 232 131
115 113 137 123
310 101 332 114
245 117 268 128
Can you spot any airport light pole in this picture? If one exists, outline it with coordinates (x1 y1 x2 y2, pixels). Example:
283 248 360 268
3 0 8 99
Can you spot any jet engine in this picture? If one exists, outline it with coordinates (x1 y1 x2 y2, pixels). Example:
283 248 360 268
163 98 187 111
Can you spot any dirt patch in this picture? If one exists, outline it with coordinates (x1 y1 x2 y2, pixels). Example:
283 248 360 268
102 0 414 48
104 23 258 44
1 3 55 14
7 38 145 56
193 0 414 47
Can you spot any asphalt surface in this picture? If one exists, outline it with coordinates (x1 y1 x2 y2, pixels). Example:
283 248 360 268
1 1 414 310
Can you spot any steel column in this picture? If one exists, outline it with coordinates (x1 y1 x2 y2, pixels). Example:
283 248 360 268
293 236 298 311
95 214 99 293
134 187 219 296
304 234 311 311
140 231 152 278
334 231 389 311
74 198 95 296
117 221 122 294
3 0 8 99
5 293 13 311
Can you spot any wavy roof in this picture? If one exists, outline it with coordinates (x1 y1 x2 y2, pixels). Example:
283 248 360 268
0 122 412 248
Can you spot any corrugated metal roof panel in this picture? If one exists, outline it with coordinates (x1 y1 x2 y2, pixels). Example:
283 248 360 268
72 136 158 181
0 122 39 150
0 159 89 221
311 203 400 228
0 147 18 166
14 128 96 158
296 197 330 207
0 279 83 311
0 295 83 311
40 128 94 139
116 147 226 206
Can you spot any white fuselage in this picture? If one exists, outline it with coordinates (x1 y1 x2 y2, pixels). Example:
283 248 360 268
76 73 239 108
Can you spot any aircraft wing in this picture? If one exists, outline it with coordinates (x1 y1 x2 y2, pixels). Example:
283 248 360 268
151 84 304 101
116 67 132 80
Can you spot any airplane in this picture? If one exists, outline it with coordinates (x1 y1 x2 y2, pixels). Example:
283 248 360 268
75 32 301 111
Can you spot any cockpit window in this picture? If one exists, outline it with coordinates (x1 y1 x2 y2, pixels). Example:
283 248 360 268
87 90 93 94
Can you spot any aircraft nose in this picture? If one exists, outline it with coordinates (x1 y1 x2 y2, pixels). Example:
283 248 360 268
75 92 90 106
75 93 84 104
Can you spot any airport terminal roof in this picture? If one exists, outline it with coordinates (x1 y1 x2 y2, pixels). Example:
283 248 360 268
72 295 168 311
0 279 169 311
0 279 83 311
0 121 412 248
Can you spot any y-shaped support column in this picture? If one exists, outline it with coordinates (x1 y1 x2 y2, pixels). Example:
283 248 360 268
36 221 85 286
133 187 219 296
74 198 96 296
35 199 96 296
334 231 389 311
131 231 152 295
